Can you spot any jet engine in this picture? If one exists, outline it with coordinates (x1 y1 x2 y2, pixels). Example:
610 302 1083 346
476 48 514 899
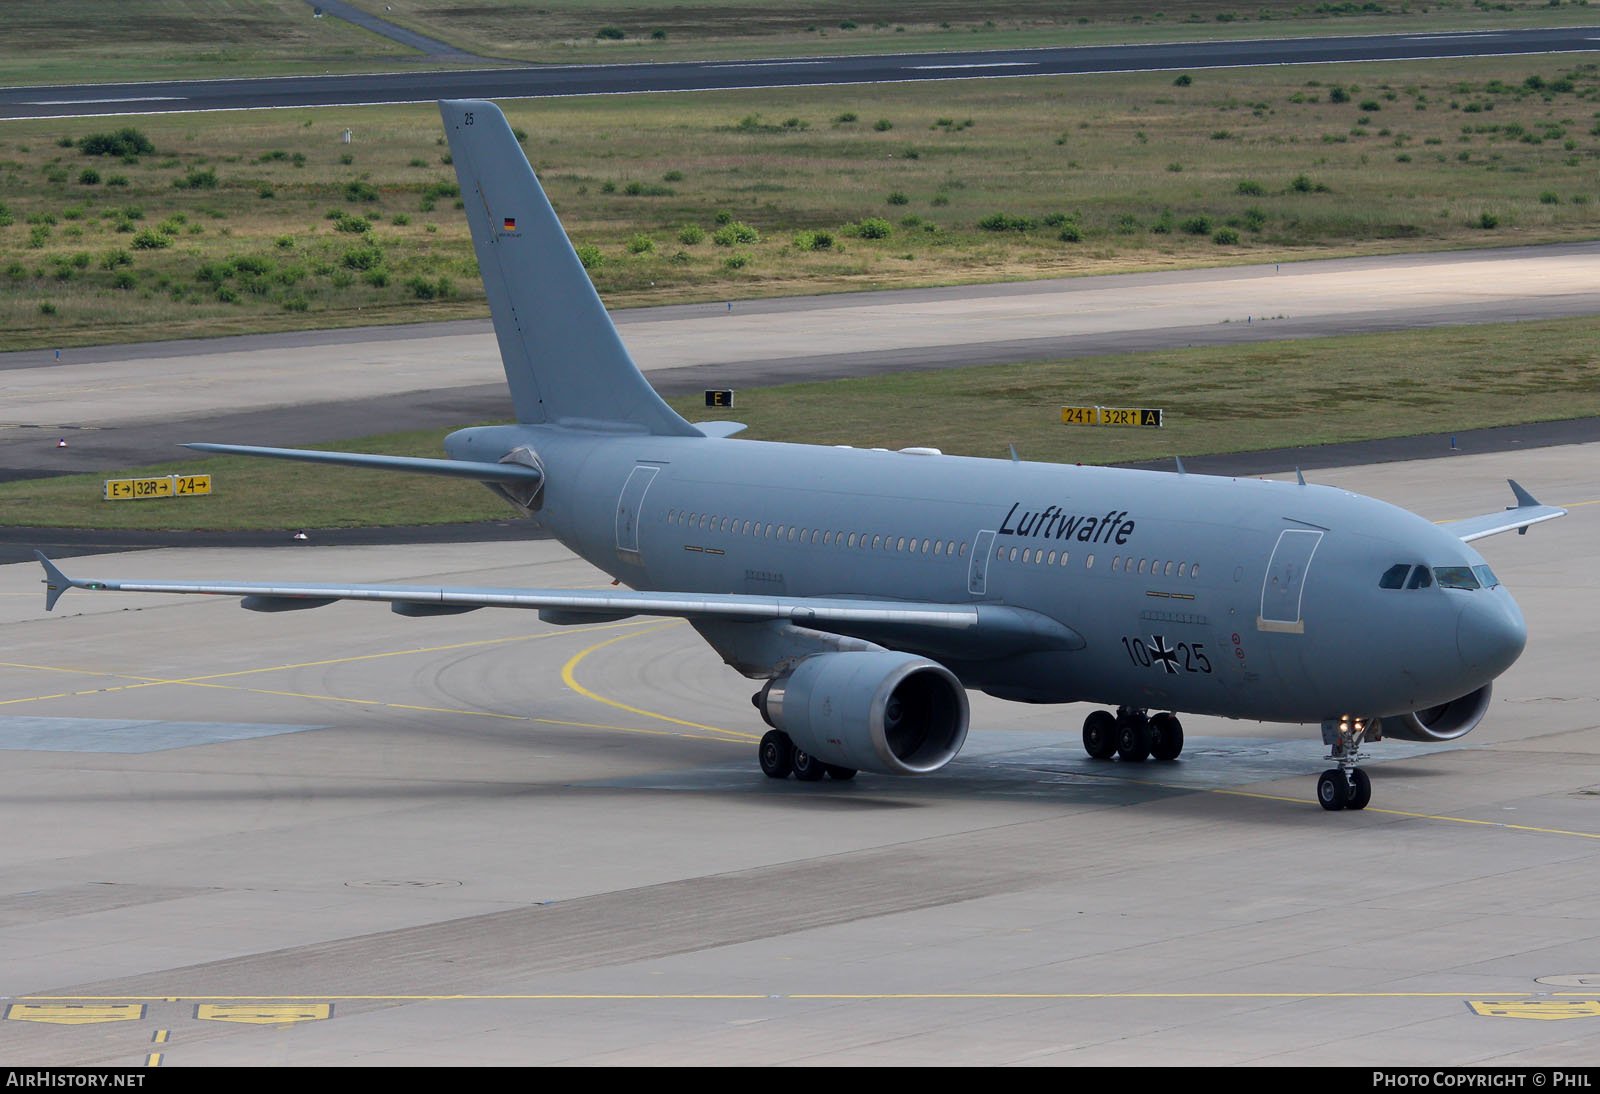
755 651 969 776
1379 683 1493 742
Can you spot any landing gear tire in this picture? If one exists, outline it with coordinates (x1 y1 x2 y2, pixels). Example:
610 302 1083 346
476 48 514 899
1116 717 1151 763
1148 713 1184 761
826 765 857 781
1317 769 1349 811
759 730 794 779
1346 768 1372 811
792 748 828 782
1082 711 1118 760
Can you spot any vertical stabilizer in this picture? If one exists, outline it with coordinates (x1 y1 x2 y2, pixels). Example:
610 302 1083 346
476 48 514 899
440 100 699 436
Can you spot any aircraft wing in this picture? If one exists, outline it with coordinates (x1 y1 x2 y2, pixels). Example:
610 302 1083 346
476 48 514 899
34 553 1083 659
1443 479 1567 542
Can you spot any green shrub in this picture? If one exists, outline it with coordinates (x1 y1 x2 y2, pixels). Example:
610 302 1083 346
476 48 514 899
363 267 390 287
834 112 858 124
712 221 760 245
855 217 893 239
977 212 1035 232
174 168 218 190
1180 215 1213 235
38 301 57 315
1539 191 1560 204
1058 223 1083 243
575 244 603 269
112 271 136 290
1116 213 1140 234
723 253 751 269
78 128 154 157
335 215 371 233
627 233 655 254
1213 227 1241 244
99 249 132 270
344 180 380 202
792 229 834 251
886 191 909 205
341 245 383 270
27 225 50 248
1173 74 1192 86
873 119 893 131
1236 179 1265 195
677 224 705 245
1477 211 1500 229
78 169 99 185
406 275 452 298
1329 85 1350 103
596 26 625 39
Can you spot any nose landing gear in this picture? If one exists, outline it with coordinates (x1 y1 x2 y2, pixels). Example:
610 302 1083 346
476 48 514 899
1318 715 1374 811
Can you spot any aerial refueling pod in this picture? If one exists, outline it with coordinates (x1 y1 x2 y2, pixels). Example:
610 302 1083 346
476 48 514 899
1380 683 1493 742
756 651 969 776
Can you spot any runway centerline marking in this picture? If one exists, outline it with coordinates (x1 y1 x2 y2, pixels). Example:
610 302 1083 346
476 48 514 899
561 623 757 742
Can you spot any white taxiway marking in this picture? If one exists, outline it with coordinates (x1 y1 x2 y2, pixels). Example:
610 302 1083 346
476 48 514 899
705 61 830 69
24 96 184 105
909 62 1039 70
1403 34 1505 40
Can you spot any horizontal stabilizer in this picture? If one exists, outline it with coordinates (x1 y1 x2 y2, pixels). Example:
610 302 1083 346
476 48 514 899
1445 479 1567 542
182 443 544 484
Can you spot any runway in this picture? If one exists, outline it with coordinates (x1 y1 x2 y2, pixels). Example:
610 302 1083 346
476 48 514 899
4 242 1599 479
0 439 1597 1064
3 25 1598 119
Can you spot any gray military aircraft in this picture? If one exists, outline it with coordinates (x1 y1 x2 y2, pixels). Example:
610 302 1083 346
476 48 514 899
37 99 1567 812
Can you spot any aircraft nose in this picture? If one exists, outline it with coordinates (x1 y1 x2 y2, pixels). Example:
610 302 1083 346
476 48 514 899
1457 592 1527 679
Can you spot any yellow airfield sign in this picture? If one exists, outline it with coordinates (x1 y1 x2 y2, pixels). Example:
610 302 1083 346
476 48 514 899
104 474 211 501
1061 406 1164 428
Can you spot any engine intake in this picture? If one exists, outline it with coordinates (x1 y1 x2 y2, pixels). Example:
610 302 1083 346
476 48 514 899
756 651 969 776
1380 683 1492 742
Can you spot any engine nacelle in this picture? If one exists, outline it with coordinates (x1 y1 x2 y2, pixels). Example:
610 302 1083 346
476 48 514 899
1379 683 1493 742
756 651 969 776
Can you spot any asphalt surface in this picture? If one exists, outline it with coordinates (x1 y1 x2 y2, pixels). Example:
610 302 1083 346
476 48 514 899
3 25 1597 118
2 441 1596 1064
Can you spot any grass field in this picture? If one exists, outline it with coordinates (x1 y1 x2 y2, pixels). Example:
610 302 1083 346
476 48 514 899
341 0 1599 65
0 1 452 87
0 1 1591 82
2 55 1598 351
4 314 1595 530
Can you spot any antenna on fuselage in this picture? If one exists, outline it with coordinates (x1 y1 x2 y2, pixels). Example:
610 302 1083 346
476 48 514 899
1009 444 1020 463
1174 455 1187 475
1295 467 1307 486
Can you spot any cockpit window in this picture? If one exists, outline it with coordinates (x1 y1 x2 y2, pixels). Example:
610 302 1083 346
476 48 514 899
1434 566 1481 590
1473 564 1499 588
1379 564 1410 589
1406 566 1433 590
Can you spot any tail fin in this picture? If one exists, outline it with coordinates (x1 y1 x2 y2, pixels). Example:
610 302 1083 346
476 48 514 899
440 99 699 437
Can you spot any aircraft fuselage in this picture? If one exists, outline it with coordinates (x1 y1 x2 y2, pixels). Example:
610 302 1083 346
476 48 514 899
447 422 1526 726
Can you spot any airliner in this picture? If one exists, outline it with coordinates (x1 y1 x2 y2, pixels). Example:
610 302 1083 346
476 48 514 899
36 99 1566 812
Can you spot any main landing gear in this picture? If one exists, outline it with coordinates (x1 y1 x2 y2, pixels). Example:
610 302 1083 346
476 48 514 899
1317 715 1374 811
758 730 856 783
1082 707 1184 762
